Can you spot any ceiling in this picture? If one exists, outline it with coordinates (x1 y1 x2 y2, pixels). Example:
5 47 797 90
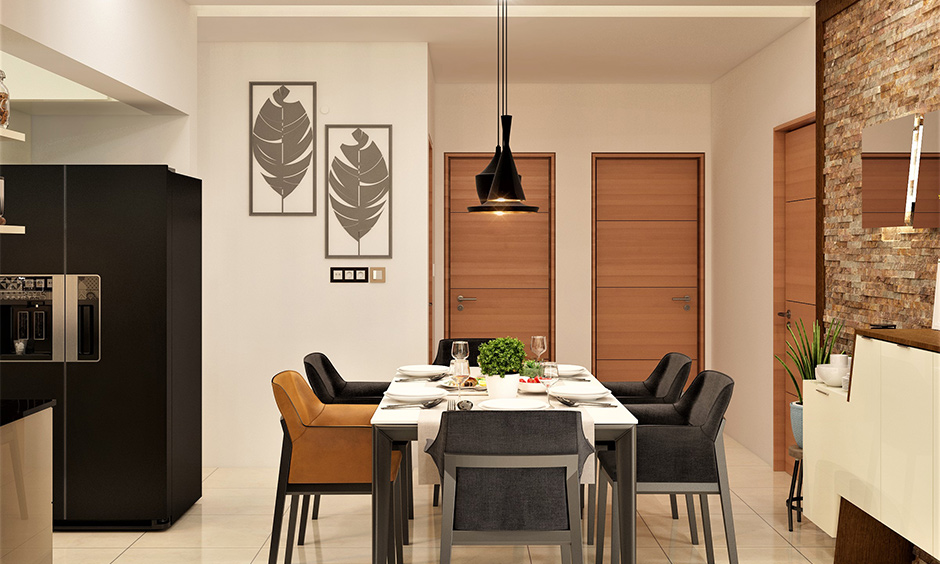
194 1 814 84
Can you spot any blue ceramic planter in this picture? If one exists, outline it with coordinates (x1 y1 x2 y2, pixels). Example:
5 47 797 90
790 401 803 448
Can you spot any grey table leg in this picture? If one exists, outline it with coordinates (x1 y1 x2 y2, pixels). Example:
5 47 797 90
373 426 393 564
615 426 636 564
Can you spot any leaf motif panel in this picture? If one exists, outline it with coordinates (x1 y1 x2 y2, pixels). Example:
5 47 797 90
326 125 393 258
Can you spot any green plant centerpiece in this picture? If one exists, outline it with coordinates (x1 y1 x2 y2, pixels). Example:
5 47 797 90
774 318 844 404
774 318 843 449
477 337 526 378
520 359 541 379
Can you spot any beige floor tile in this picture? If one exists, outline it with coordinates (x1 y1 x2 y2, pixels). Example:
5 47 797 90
52 547 125 564
113 548 260 563
795 545 835 564
267 511 376 548
760 512 836 548
723 438 770 467
592 512 660 548
633 492 755 522
647 512 790 549
529 544 671 563
201 468 217 482
251 545 371 564
406 544 530 564
666 545 812 563
200 468 279 489
727 465 796 489
732 486 796 516
132 514 274 548
53 532 143 549
188 488 278 515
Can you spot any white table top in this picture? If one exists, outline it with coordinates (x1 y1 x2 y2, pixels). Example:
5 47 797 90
371 369 638 427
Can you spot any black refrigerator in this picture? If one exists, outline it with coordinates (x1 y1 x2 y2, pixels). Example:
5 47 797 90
0 165 202 530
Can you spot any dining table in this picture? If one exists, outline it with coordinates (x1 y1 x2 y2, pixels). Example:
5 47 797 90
370 368 639 564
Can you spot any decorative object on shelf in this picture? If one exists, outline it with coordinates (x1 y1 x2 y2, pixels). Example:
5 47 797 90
468 0 537 215
325 125 392 258
775 318 844 447
0 70 9 129
249 82 316 216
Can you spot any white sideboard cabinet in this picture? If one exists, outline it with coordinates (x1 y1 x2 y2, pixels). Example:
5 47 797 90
804 329 939 558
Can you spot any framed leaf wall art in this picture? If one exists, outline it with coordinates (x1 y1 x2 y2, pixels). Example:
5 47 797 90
325 125 392 258
249 82 316 215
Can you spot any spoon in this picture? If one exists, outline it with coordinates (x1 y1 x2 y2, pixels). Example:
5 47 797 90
381 398 444 410
556 397 617 408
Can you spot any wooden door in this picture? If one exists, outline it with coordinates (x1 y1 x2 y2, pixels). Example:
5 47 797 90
773 116 816 472
592 154 704 382
444 154 554 358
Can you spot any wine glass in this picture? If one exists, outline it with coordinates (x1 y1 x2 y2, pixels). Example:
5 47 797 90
540 361 559 406
531 336 547 362
451 341 470 408
452 341 470 362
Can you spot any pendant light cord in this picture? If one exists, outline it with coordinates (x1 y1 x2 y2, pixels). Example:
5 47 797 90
495 0 500 144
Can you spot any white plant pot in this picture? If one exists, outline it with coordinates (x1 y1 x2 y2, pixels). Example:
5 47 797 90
486 373 520 399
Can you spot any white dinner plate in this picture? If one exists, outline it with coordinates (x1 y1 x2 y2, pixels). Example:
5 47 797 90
549 382 611 401
557 364 588 377
438 376 485 390
397 364 449 377
478 398 549 410
384 388 448 403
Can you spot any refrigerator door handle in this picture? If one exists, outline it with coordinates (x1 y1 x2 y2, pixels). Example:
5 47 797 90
65 274 101 362
65 275 78 362
52 275 65 362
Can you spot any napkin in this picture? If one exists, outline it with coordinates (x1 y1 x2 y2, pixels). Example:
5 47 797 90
417 406 596 485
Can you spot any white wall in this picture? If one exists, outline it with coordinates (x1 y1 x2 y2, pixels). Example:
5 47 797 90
433 83 711 370
710 18 815 463
198 42 429 467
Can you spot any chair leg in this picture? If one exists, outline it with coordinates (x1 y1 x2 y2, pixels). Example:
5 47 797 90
433 483 440 507
391 478 403 564
610 481 620 564
566 472 584 564
686 494 699 545
405 443 415 520
284 494 300 564
440 471 457 564
700 494 715 564
297 495 310 545
595 468 608 564
268 434 291 564
787 458 799 532
587 482 596 545
561 544 572 564
670 494 679 519
311 494 320 520
396 470 409 546
715 430 739 564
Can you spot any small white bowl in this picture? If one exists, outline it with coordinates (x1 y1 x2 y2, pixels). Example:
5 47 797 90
815 364 845 387
518 380 546 394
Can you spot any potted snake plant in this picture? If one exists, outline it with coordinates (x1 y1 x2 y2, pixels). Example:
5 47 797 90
774 318 843 448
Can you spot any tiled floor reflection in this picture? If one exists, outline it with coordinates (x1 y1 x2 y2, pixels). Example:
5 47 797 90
52 437 834 563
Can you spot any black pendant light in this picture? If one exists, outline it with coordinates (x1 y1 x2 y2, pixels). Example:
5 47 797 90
469 0 538 214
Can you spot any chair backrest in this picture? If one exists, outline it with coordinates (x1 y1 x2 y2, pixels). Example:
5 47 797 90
427 411 592 531
303 352 346 404
271 370 326 440
673 370 734 439
644 352 693 402
431 338 496 367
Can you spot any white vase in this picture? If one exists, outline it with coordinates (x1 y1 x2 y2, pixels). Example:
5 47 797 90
486 373 520 399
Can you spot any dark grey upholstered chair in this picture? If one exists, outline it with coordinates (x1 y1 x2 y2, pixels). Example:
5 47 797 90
602 352 692 404
427 411 594 564
588 352 694 545
595 370 737 564
301 352 412 533
431 338 495 368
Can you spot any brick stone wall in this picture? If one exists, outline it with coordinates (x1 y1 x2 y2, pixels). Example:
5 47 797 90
823 0 940 354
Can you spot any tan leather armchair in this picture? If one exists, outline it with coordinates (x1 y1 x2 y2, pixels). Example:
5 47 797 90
268 370 402 564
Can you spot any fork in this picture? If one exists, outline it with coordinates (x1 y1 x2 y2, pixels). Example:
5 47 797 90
556 396 617 408
381 398 445 410
447 399 456 411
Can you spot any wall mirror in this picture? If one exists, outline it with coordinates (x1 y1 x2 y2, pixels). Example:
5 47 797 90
862 110 940 228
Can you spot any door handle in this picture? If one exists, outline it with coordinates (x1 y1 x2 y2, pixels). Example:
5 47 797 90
777 310 791 319
457 295 477 302
672 296 691 302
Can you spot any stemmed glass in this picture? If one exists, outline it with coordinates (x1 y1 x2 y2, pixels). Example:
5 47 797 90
452 341 471 409
531 336 547 362
540 361 559 407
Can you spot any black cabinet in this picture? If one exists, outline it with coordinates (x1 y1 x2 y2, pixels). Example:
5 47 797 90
0 165 202 529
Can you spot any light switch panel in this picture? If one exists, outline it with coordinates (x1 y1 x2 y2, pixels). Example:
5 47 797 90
370 267 386 283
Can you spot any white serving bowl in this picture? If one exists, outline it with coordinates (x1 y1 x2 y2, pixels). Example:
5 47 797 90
815 364 845 387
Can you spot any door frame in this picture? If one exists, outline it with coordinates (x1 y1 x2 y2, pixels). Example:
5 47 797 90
773 112 817 472
443 152 556 358
591 152 706 378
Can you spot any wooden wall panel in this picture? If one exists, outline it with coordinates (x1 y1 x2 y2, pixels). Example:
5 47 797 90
595 158 698 221
595 221 698 288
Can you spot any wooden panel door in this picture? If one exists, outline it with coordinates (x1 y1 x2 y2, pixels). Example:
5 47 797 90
773 116 816 472
444 154 554 359
593 154 704 383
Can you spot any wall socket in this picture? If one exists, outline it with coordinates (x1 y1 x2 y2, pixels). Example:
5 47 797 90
330 267 369 283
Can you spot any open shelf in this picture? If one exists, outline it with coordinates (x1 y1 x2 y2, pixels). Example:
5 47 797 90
0 225 27 234
0 128 26 142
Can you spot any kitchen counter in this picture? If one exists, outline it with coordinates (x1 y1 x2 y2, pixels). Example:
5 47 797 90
855 328 940 353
